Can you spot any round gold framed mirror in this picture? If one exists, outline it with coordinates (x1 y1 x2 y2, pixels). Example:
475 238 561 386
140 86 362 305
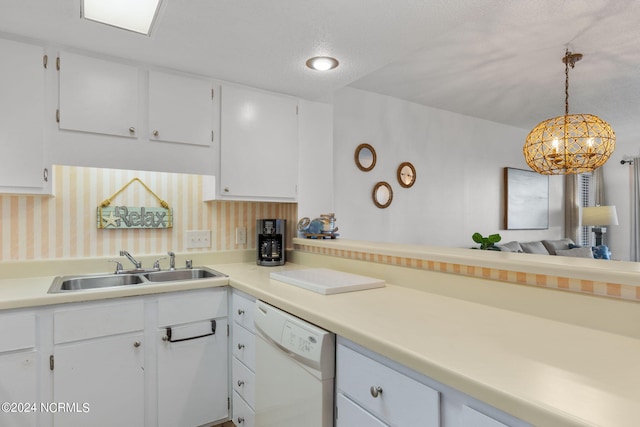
397 162 416 188
372 181 393 208
354 143 377 172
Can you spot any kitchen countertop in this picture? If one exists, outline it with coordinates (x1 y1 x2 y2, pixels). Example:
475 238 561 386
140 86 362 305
0 259 638 427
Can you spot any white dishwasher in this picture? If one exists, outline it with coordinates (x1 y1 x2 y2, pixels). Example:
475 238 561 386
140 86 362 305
254 300 335 427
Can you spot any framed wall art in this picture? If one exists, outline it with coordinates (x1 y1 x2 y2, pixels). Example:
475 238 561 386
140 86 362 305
504 167 549 230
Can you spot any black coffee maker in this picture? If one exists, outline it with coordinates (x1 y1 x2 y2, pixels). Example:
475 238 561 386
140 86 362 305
256 219 286 266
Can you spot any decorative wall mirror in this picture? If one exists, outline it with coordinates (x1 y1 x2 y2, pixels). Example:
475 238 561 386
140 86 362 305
372 181 393 208
397 162 416 188
355 143 377 172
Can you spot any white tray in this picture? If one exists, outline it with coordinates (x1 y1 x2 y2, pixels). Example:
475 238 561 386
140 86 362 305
269 268 385 295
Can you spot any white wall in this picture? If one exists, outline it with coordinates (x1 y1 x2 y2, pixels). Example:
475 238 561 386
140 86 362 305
297 100 334 223
333 87 565 248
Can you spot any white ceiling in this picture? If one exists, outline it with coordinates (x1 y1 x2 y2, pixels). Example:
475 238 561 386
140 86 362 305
1 0 639 136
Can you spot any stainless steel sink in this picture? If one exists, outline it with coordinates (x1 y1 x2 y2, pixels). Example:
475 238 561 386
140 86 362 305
143 267 224 282
49 273 144 292
48 267 227 293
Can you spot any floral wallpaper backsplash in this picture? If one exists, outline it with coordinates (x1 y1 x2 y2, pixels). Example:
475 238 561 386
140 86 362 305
0 165 297 261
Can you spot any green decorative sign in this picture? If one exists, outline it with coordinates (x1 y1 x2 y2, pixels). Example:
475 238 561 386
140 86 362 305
97 206 173 229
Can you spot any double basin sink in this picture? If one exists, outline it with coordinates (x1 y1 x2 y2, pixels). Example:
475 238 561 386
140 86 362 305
48 267 227 293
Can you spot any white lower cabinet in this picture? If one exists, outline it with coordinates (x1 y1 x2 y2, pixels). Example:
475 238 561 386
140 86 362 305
156 288 228 427
337 337 531 427
52 300 145 427
230 290 256 427
0 310 38 427
336 341 440 426
40 287 230 427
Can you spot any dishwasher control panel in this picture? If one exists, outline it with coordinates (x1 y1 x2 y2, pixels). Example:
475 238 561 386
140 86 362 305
255 299 335 379
282 320 319 355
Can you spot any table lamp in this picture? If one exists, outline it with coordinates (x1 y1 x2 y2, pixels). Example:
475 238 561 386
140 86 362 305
581 205 618 246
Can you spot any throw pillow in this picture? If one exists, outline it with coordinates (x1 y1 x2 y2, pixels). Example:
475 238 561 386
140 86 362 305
592 245 612 260
556 247 594 258
499 241 523 253
542 238 575 255
520 241 550 255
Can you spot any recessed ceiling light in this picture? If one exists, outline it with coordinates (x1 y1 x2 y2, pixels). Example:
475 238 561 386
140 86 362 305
306 56 339 71
81 0 162 36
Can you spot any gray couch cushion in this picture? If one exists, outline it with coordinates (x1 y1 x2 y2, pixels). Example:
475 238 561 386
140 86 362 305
499 241 523 253
520 241 550 255
556 247 594 258
541 238 575 255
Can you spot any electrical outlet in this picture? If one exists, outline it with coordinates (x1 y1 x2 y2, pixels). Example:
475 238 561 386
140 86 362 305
185 230 211 249
235 226 247 245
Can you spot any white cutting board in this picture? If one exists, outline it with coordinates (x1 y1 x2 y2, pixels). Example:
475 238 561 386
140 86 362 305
269 268 385 295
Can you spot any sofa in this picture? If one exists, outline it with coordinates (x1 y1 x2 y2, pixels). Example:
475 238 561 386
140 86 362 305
498 238 611 259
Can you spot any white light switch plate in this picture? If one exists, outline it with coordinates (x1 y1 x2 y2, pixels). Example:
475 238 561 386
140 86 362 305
185 230 211 249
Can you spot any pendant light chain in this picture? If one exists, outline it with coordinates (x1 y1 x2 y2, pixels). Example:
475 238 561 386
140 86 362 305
564 50 570 116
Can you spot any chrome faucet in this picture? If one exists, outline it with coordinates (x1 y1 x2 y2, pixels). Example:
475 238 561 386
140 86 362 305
120 250 142 269
168 251 176 270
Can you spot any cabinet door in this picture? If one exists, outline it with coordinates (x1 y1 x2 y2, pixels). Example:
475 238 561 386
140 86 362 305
157 319 229 427
220 85 298 200
0 310 37 427
0 38 47 193
149 70 213 146
58 51 138 138
0 350 37 427
53 332 144 427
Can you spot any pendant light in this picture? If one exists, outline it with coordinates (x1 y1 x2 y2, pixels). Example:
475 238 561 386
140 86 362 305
523 50 615 175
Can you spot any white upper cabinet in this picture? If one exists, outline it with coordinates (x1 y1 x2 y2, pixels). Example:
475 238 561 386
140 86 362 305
220 85 298 200
149 70 214 146
0 38 51 194
58 51 139 138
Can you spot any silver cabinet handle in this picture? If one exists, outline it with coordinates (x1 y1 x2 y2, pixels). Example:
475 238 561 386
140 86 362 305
237 417 244 424
153 130 159 137
237 343 245 350
237 380 244 387
133 341 141 348
370 386 382 398
129 127 136 134
43 168 49 183
237 309 245 315
224 187 230 192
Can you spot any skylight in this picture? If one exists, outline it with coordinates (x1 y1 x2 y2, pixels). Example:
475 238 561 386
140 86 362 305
81 0 162 36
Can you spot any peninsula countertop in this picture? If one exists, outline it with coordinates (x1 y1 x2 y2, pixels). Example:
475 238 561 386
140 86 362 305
223 261 640 427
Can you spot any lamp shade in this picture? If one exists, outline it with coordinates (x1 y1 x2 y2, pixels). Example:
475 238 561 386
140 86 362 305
581 205 619 226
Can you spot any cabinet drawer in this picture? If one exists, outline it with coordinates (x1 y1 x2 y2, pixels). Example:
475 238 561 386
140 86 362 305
337 344 439 426
233 323 256 371
158 288 227 327
336 392 387 427
54 300 144 344
0 311 36 352
233 357 255 408
233 291 256 333
462 405 510 427
233 390 255 427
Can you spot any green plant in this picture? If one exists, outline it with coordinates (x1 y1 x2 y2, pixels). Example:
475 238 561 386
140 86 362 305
472 232 502 250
